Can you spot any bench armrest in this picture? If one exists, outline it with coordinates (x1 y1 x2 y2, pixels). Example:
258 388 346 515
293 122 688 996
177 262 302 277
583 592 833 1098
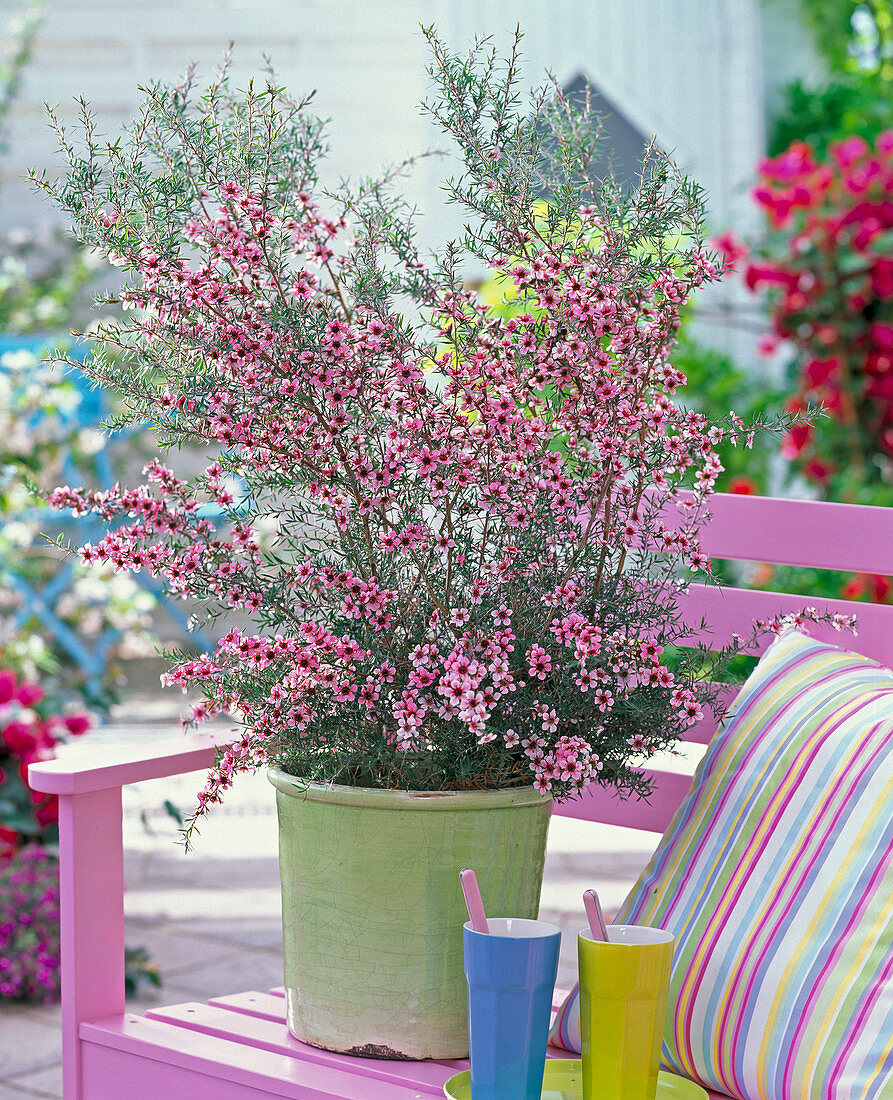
27 729 232 1100
28 729 231 795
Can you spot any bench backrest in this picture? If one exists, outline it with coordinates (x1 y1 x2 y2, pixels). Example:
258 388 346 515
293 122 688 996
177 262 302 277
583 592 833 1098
551 492 893 834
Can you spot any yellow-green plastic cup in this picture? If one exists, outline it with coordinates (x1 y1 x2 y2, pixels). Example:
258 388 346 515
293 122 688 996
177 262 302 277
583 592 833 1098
577 925 674 1100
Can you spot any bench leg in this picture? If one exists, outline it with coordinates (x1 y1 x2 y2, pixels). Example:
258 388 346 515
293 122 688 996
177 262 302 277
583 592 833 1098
58 788 126 1099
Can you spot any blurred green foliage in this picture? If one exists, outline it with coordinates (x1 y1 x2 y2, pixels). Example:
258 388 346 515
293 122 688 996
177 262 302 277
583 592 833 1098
770 77 891 156
768 0 892 154
672 327 784 494
790 0 890 72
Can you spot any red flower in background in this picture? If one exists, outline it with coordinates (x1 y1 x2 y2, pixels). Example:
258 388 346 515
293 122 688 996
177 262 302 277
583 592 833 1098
0 652 92 859
802 456 834 486
744 262 800 293
739 130 893 503
838 136 870 163
781 418 812 459
872 257 893 299
1 722 38 756
62 714 90 736
32 797 59 829
840 573 892 604
15 683 44 708
712 231 749 273
0 672 16 706
803 357 841 389
0 825 18 862
871 322 893 350
871 574 892 602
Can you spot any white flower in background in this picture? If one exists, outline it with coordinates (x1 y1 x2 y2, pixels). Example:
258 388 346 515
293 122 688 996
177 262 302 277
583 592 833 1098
1 348 38 370
0 630 50 683
116 629 156 658
6 228 34 247
2 521 35 549
0 256 26 291
83 247 107 271
7 424 35 456
35 296 63 322
1 484 32 511
0 296 162 702
66 569 155 631
253 512 281 539
68 574 107 603
23 380 48 404
77 607 104 637
51 385 83 417
76 428 105 454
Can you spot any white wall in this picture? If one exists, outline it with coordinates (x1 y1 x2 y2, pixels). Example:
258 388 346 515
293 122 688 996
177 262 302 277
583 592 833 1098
428 0 769 234
0 0 816 360
0 0 432 231
425 0 781 363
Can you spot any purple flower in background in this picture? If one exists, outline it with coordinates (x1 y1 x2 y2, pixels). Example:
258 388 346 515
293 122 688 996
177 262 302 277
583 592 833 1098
0 846 61 1003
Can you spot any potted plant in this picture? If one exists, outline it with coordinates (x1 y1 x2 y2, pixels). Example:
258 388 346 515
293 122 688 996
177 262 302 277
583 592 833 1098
34 29 787 1058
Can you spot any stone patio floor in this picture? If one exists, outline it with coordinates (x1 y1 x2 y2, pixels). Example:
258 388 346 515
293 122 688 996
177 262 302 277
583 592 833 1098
0 716 667 1098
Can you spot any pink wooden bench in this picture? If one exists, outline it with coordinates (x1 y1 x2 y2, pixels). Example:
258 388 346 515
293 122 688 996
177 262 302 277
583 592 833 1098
29 491 893 1099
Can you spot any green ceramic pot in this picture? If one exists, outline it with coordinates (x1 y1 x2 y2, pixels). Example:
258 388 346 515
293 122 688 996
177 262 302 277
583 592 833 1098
268 768 552 1059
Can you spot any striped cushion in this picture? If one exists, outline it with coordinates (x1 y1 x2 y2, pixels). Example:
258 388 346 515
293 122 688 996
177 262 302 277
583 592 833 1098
549 629 893 1099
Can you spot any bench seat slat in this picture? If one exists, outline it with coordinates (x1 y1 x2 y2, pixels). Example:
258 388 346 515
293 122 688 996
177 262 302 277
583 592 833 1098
81 1043 282 1100
679 584 893 664
147 1002 464 1087
209 990 292 1023
81 1015 440 1098
553 769 693 832
139 995 732 1100
694 492 893 574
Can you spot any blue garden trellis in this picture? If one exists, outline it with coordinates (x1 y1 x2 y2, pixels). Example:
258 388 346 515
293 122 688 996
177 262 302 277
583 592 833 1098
0 333 214 705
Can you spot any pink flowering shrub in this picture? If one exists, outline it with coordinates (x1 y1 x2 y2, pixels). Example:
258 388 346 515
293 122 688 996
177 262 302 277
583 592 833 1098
34 34 817 838
0 845 61 1003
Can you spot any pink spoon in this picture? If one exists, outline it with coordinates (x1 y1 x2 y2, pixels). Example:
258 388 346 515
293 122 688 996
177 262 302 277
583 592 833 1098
583 888 609 941
460 868 490 934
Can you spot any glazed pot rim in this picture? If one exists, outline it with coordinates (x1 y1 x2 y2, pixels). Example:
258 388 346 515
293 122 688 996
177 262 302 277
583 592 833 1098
267 766 551 810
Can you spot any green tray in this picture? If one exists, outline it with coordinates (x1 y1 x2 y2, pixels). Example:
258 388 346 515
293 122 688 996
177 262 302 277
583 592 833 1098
443 1061 709 1099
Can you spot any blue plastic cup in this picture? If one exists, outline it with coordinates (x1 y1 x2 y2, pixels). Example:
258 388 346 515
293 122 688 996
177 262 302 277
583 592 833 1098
463 916 562 1100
